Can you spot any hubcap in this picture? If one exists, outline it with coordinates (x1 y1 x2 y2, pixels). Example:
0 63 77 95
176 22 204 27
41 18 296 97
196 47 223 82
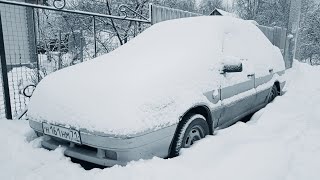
269 87 277 102
183 125 204 148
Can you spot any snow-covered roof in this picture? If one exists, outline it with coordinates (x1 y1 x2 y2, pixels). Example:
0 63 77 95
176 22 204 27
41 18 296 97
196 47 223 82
210 8 239 18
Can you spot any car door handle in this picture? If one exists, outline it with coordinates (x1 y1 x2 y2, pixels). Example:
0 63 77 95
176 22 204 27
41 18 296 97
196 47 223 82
269 69 274 73
247 74 255 78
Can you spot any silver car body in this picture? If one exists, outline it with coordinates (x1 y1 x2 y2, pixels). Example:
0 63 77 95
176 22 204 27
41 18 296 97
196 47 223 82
28 17 286 166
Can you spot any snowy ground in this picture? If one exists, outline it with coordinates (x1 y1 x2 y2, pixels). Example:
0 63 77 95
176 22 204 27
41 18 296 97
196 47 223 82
1 61 320 180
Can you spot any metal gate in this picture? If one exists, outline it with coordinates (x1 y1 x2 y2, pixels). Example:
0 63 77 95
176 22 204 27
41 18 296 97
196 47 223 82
0 0 151 119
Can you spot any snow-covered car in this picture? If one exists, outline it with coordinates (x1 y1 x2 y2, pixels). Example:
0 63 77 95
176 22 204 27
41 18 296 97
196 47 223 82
28 16 286 166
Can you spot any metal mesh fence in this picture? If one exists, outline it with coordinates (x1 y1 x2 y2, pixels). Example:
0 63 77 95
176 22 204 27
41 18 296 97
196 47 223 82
0 2 33 118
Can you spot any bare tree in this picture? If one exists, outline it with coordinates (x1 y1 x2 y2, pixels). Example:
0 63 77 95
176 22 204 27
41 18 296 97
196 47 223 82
298 1 320 64
235 0 261 20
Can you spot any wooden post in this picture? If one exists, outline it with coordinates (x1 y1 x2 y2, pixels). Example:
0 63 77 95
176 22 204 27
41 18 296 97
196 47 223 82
286 0 302 68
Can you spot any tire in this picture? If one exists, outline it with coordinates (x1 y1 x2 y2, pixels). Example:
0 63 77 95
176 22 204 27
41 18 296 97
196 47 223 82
169 114 209 157
268 84 278 103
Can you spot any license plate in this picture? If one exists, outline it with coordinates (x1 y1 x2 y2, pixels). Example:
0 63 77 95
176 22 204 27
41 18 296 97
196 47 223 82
42 123 81 144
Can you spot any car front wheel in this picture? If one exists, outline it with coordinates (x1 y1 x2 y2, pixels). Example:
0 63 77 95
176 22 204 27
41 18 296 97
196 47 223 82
169 114 209 157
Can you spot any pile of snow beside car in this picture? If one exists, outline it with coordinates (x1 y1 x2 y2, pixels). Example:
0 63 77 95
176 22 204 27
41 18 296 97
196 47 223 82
27 16 284 135
1 61 319 180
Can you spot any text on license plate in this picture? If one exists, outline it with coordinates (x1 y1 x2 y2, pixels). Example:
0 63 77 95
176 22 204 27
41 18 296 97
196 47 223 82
42 123 81 144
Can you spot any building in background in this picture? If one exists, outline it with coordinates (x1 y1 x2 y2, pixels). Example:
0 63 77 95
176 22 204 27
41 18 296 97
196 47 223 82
210 8 238 18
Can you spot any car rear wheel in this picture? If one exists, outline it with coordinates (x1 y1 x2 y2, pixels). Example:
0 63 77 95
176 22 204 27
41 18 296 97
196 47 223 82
268 84 278 103
169 114 209 157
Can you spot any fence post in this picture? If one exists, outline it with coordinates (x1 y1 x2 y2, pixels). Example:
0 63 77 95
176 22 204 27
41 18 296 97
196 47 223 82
32 9 40 83
58 30 62 69
0 14 13 119
80 29 83 62
93 16 97 58
286 0 302 68
149 4 154 25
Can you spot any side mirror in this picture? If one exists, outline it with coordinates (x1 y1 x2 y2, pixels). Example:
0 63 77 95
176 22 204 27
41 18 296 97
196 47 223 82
220 62 243 74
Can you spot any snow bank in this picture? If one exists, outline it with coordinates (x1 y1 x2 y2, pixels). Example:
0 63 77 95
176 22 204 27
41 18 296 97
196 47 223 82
28 16 284 135
1 61 320 180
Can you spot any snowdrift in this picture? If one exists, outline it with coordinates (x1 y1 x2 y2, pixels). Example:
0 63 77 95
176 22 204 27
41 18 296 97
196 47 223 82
1 61 320 180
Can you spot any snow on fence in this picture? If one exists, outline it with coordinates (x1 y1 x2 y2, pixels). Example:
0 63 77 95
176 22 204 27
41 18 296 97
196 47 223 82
150 4 202 25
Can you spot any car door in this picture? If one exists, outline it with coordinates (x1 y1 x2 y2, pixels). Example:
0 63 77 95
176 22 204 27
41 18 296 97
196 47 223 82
254 68 275 107
218 57 256 127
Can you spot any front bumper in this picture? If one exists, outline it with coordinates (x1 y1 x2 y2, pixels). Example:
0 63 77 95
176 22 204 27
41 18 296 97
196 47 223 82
29 120 177 166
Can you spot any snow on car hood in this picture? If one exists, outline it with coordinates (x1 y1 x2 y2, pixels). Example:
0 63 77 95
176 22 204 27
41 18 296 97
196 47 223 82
28 16 283 135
